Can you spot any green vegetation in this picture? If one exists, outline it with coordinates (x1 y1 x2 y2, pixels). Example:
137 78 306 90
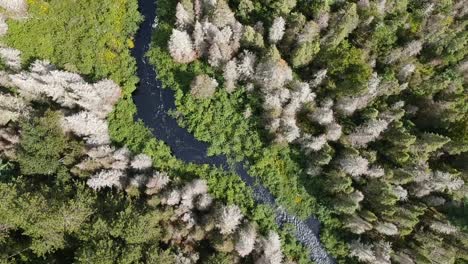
150 0 468 263
0 0 313 263
5 0 141 93
1 0 467 263
17 111 83 178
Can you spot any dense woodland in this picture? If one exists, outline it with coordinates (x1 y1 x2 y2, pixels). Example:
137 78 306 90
151 0 468 263
0 0 467 263
0 1 312 263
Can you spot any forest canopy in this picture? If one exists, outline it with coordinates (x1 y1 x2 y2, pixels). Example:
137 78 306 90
151 0 468 263
0 0 467 263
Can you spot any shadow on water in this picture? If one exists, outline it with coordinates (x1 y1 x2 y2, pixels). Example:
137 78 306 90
131 0 334 263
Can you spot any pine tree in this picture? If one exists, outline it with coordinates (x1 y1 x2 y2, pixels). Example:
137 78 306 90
321 3 359 49
269 17 286 44
349 240 376 263
216 204 243 235
62 111 110 145
190 74 218 98
87 170 125 190
175 2 194 29
130 154 153 171
256 231 283 264
223 59 238 93
169 29 197 64
146 171 170 195
235 223 257 257
0 47 21 70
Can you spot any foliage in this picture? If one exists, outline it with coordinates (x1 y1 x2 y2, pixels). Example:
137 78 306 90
17 110 83 178
150 0 468 263
5 0 141 94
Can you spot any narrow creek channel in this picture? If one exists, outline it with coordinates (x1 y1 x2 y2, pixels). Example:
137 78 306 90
131 1 335 263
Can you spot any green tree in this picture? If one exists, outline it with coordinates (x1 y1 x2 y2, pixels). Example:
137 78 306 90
17 111 83 177
319 41 372 96
5 0 142 94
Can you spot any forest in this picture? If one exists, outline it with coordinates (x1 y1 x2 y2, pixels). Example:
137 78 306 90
0 0 467 263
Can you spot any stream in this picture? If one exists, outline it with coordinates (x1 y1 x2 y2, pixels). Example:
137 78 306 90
132 1 334 263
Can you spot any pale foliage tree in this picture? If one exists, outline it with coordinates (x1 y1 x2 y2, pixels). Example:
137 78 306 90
290 81 316 104
216 204 243 235
210 0 235 28
169 29 197 63
277 115 300 143
62 111 110 145
391 185 408 201
190 74 218 98
0 93 30 125
89 80 121 116
175 2 194 29
164 189 182 206
338 154 369 177
398 63 416 81
300 134 327 152
87 170 124 190
195 193 213 211
375 222 399 236
297 21 320 44
237 50 257 81
130 153 153 171
256 231 283 264
344 215 373 234
255 54 293 90
350 190 365 204
374 241 392 264
235 223 257 257
429 220 458 235
357 0 370 9
10 60 121 118
0 48 21 70
402 40 423 58
181 179 208 208
206 26 237 67
349 240 376 263
366 166 385 178
309 69 327 88
453 0 468 18
208 43 224 67
0 0 27 13
269 17 285 44
175 252 198 264
432 170 464 192
263 81 317 144
113 147 131 162
411 170 464 197
86 145 114 159
223 59 238 92
309 104 334 125
146 171 170 195
129 174 148 188
347 119 389 147
334 73 384 115
325 122 342 141
0 15 8 36
193 21 207 55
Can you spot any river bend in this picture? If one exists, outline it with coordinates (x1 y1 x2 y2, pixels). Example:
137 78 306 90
132 1 334 263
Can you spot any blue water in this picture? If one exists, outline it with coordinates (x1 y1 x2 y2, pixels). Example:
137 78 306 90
131 1 334 263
